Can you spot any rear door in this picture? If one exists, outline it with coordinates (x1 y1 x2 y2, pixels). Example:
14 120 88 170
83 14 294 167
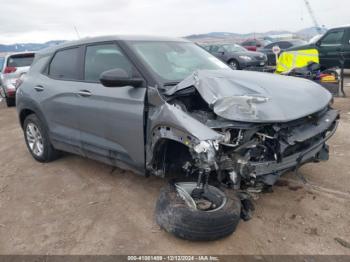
39 46 84 155
317 29 346 68
77 42 146 172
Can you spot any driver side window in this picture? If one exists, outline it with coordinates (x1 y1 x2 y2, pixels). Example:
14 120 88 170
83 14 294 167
320 30 345 46
217 46 225 53
84 43 136 82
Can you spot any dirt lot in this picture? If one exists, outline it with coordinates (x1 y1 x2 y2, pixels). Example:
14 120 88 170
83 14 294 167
0 85 350 255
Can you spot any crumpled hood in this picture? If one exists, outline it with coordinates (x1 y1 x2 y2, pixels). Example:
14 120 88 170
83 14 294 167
165 69 332 123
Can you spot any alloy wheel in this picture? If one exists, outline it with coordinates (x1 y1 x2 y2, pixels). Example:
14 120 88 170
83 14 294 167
26 123 44 157
228 61 238 70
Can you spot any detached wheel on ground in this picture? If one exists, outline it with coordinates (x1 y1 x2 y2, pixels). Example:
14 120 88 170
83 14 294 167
23 114 60 162
5 97 16 107
155 182 241 241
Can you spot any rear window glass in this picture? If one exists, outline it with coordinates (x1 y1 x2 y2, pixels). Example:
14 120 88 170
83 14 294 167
49 48 80 80
7 54 34 67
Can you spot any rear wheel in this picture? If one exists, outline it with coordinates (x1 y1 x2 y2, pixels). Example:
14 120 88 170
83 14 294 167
23 114 60 162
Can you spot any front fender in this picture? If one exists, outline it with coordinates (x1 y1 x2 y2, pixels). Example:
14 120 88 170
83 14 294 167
146 102 223 168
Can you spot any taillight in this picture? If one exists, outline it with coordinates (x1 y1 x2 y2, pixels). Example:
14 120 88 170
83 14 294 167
4 67 17 74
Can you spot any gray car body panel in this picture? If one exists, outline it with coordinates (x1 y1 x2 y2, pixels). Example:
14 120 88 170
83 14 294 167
165 69 332 123
17 35 337 179
17 38 149 174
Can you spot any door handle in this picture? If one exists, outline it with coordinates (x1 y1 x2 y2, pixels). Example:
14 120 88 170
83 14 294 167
77 90 92 97
34 85 44 92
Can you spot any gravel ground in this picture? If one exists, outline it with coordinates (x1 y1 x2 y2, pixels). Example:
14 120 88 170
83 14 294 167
0 83 349 255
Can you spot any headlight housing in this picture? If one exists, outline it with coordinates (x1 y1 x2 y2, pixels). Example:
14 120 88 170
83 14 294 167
239 55 252 61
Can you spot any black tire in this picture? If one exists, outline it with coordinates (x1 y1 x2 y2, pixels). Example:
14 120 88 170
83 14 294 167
228 59 239 70
155 184 241 241
23 114 60 163
6 97 15 107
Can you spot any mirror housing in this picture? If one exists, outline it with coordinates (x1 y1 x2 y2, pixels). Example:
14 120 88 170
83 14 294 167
100 68 144 88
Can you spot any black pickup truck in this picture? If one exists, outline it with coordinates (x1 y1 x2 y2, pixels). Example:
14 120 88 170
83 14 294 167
288 25 350 69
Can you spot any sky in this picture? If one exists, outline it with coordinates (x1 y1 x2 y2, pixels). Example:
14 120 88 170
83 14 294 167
0 0 348 44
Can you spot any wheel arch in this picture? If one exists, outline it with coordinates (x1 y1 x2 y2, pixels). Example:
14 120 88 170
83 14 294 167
18 101 49 132
146 125 197 177
227 57 239 65
19 108 36 128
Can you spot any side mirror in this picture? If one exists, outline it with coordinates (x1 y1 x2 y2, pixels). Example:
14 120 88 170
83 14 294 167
256 44 262 48
100 68 144 88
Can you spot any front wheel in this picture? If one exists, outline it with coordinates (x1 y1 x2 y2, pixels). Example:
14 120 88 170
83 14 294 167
23 114 60 162
228 59 239 70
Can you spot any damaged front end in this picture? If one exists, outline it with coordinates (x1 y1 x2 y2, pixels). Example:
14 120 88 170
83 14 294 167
146 69 339 195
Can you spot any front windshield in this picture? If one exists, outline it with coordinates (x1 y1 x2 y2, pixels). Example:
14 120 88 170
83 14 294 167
128 41 229 83
291 39 307 46
222 44 246 52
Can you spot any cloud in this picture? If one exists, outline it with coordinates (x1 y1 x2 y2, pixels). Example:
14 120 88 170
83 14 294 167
0 0 348 44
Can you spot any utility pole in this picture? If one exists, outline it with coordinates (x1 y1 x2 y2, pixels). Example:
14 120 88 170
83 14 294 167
303 0 322 34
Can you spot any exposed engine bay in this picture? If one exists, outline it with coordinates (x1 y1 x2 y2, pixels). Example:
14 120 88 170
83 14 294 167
146 69 339 196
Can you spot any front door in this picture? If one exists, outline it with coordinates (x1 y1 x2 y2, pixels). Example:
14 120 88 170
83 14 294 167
210 45 226 61
77 43 146 172
342 29 350 69
317 29 346 68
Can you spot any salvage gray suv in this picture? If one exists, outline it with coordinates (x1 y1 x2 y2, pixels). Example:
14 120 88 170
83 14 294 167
16 35 338 241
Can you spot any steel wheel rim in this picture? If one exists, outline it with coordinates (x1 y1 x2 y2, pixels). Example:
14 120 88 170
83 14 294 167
229 61 237 70
175 182 227 212
26 123 44 157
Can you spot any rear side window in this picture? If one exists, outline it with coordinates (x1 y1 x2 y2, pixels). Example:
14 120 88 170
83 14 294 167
49 48 80 80
210 45 219 52
278 42 292 49
7 54 34 67
320 30 345 46
84 44 134 82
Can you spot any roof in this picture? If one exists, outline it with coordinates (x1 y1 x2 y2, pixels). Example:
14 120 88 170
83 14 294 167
329 24 350 30
38 35 189 55
0 51 35 59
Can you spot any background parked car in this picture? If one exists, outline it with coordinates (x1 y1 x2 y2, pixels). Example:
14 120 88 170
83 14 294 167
0 56 4 82
240 39 271 51
258 39 307 65
0 52 35 106
204 43 267 69
287 25 350 69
